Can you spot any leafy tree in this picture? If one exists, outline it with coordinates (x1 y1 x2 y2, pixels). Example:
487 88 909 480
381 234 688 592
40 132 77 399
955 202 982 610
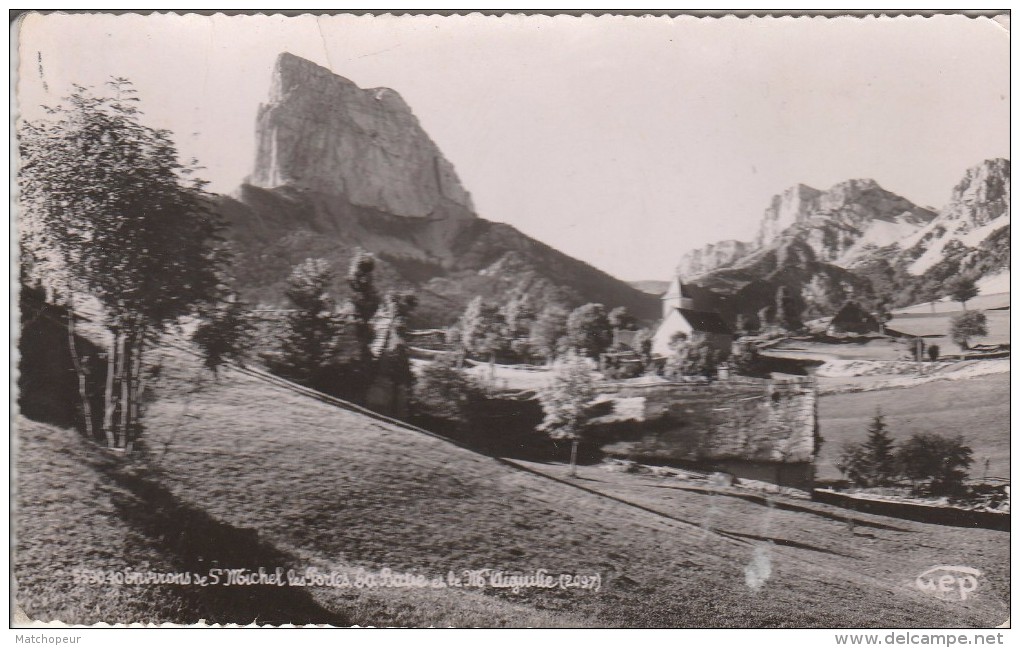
775 285 803 332
668 331 689 351
347 250 381 368
529 305 569 364
862 408 897 486
565 303 613 359
836 441 870 485
897 433 973 495
376 291 418 412
679 337 728 379
537 352 598 477
608 306 637 332
18 79 226 448
411 355 483 426
269 258 345 389
192 297 255 376
459 296 509 366
730 340 768 378
502 294 535 341
949 310 988 350
927 344 940 363
947 276 979 310
633 329 653 365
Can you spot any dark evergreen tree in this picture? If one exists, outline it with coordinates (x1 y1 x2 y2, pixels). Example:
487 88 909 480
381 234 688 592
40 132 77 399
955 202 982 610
863 407 897 486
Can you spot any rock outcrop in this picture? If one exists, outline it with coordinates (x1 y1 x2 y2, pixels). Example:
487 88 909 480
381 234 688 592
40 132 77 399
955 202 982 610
678 240 753 278
248 52 475 219
756 184 822 249
220 53 659 326
899 158 1011 276
941 157 1011 228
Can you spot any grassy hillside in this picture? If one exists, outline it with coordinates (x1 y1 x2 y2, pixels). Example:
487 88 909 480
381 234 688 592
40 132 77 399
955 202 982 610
14 343 1009 627
817 373 1010 481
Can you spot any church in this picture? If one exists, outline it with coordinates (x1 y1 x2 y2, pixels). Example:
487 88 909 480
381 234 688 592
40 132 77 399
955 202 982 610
650 275 734 357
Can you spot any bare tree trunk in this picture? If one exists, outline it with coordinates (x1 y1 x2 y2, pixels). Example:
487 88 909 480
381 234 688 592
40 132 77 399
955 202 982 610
118 332 132 449
102 328 119 447
569 439 579 477
126 335 145 451
65 300 94 439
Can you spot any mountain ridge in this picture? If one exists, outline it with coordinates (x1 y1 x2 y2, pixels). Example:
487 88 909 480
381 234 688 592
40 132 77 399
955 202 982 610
218 53 659 326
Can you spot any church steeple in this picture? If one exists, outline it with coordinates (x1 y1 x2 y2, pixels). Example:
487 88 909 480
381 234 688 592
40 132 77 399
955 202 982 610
661 272 694 318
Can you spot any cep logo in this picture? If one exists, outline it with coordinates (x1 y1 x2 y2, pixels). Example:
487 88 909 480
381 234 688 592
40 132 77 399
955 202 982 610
915 566 981 601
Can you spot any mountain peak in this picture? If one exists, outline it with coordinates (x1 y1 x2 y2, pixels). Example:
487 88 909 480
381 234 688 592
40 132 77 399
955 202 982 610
249 52 474 219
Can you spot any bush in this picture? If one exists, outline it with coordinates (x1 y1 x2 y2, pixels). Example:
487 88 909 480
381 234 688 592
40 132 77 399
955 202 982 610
949 311 988 350
730 341 768 378
897 433 973 496
411 356 483 426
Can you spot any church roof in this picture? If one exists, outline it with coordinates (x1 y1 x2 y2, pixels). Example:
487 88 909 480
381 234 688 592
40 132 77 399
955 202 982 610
677 308 732 335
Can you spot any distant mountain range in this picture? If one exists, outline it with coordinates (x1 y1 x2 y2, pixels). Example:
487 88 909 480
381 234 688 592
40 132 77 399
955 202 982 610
216 53 659 327
676 158 1010 322
215 54 1007 330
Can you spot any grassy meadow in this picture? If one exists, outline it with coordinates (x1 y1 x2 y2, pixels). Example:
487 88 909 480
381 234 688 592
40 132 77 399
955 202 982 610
13 342 1010 627
816 373 1010 481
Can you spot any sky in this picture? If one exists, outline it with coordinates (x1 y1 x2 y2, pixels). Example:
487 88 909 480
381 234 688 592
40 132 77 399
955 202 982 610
14 13 1010 281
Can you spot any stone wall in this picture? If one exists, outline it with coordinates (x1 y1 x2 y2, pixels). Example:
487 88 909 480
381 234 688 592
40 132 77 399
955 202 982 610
593 376 818 469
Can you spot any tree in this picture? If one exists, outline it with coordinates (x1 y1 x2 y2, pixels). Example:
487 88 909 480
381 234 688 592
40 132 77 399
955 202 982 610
608 306 637 333
679 337 728 379
537 352 598 476
947 276 979 310
269 258 344 389
862 408 897 486
502 294 535 341
927 344 940 363
874 298 893 336
565 303 613 359
730 340 768 378
19 79 226 448
907 337 926 363
836 441 870 485
775 285 803 332
192 297 255 376
411 354 483 427
347 250 381 368
758 305 776 330
376 291 418 414
897 433 973 495
529 305 569 364
459 296 510 381
949 311 988 350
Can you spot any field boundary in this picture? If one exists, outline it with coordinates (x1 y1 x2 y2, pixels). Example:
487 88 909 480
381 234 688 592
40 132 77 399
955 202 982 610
811 489 1010 532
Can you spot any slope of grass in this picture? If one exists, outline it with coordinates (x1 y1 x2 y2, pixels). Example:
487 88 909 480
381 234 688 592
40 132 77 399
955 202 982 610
817 373 1010 481
14 343 1010 627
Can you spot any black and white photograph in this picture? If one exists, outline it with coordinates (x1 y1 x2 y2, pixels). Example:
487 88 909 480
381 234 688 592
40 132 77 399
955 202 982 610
10 10 1011 633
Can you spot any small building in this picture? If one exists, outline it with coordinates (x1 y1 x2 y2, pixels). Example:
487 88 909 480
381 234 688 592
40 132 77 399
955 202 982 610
651 274 733 356
827 301 879 336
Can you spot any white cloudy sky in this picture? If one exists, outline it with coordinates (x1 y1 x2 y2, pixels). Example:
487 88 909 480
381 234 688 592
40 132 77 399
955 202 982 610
15 13 1009 280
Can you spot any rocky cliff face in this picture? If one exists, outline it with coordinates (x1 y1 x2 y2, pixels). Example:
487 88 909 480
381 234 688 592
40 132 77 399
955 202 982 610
678 240 753 278
756 184 822 249
248 52 475 219
221 53 659 326
897 158 1011 276
941 157 1010 228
